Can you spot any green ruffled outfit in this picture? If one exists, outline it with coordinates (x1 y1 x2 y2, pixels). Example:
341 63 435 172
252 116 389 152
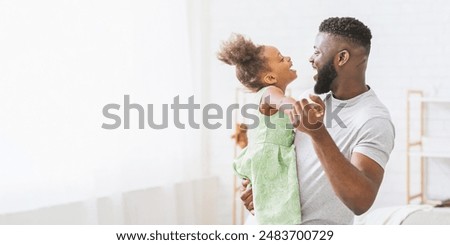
234 87 301 224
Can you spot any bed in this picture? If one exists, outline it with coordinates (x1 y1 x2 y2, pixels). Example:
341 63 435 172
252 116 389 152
354 205 450 225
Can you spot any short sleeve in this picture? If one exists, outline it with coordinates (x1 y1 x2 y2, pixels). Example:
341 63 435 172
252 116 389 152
352 117 395 169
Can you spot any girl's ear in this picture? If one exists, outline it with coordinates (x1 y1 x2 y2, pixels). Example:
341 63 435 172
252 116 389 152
263 73 277 85
336 49 350 66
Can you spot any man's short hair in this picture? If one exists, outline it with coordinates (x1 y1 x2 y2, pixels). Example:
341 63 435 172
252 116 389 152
319 17 372 54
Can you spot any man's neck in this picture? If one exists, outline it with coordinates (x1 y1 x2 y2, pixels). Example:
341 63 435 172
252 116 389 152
331 81 368 100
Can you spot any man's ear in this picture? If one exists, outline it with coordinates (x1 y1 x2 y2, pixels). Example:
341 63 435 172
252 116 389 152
263 73 277 85
336 49 350 66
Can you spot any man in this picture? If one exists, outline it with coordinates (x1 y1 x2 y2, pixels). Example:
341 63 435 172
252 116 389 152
241 17 395 224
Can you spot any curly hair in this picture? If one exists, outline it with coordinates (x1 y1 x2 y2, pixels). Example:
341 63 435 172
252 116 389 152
319 17 372 54
217 34 268 91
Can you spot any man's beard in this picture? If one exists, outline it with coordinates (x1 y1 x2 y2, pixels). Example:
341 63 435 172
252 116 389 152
314 59 337 94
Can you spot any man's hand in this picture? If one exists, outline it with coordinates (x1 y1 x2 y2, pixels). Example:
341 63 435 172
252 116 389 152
289 94 325 134
240 179 254 215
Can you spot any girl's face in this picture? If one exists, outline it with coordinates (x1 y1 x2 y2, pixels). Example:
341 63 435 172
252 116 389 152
261 46 297 89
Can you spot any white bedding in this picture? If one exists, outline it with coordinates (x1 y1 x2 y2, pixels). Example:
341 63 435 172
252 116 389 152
354 205 434 225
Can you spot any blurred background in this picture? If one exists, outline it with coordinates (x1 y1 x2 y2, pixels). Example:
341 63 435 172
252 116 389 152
0 0 449 224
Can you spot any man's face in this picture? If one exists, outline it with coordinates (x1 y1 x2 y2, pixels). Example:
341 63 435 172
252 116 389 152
309 33 338 94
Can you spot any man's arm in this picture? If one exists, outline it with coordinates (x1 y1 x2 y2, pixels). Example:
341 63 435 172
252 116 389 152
309 127 383 215
240 179 254 215
293 95 386 215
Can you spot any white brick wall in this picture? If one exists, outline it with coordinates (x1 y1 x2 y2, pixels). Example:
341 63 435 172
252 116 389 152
208 0 450 223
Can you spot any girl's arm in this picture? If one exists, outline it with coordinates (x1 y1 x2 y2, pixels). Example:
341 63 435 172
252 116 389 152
260 86 297 115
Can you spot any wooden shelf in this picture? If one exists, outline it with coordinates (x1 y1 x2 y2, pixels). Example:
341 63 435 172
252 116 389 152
406 90 450 205
408 151 450 159
408 97 450 103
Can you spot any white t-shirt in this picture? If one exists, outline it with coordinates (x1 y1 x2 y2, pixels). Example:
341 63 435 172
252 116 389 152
296 87 395 225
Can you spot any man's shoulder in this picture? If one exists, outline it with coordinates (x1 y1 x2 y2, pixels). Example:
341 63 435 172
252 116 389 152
327 88 393 130
358 89 392 121
348 88 391 119
350 90 395 139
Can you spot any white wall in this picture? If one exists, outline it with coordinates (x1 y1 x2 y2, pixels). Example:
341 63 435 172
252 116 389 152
0 0 208 223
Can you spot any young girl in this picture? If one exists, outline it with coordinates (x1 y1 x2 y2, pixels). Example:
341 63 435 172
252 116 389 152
218 34 322 225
